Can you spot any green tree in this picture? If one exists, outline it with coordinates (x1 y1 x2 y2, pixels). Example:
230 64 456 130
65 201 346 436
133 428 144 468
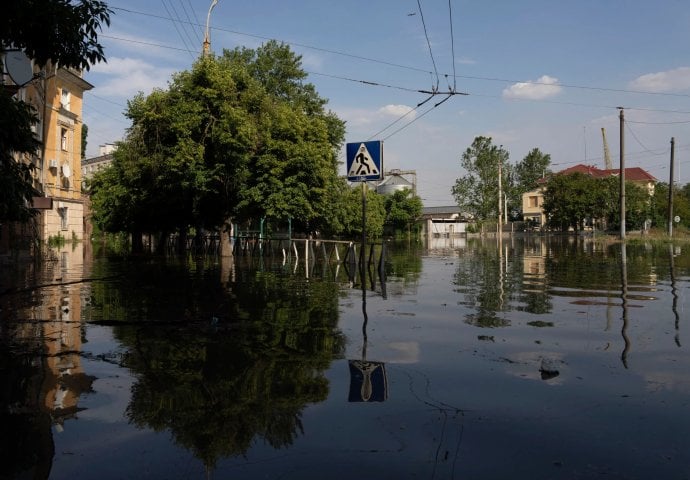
543 173 605 231
384 189 423 236
543 173 652 232
81 124 88 160
339 187 386 238
90 41 345 245
513 148 551 216
1 0 111 223
649 182 690 230
452 136 510 221
0 95 40 222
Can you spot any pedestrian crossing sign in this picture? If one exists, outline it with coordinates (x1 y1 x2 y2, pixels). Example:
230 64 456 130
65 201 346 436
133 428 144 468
346 141 383 182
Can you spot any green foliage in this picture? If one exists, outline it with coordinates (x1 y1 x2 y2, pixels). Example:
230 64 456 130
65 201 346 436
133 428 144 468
543 173 652 231
514 148 551 191
335 186 386 238
0 94 40 223
513 147 551 215
90 41 345 238
384 189 422 235
649 182 690 229
81 124 88 160
452 136 510 220
1 0 111 71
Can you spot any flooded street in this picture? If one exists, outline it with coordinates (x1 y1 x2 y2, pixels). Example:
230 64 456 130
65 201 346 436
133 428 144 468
2 237 689 479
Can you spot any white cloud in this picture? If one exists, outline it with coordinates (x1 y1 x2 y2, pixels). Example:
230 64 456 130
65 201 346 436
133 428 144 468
502 75 562 100
378 104 417 118
89 57 175 98
335 104 417 129
629 66 690 92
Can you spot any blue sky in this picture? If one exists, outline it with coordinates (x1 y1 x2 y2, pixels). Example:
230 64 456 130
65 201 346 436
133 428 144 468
83 0 690 206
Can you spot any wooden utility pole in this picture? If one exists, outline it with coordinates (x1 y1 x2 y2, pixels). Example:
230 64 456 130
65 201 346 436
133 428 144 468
619 108 626 241
668 137 675 237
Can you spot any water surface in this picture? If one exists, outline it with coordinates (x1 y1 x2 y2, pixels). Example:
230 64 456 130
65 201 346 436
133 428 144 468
1 237 689 479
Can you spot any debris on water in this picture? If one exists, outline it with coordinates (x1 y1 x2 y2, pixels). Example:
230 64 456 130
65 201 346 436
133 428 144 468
540 358 560 380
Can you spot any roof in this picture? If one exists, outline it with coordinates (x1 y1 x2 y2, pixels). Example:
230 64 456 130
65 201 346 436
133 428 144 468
82 153 114 166
422 206 463 216
542 164 657 182
378 174 413 187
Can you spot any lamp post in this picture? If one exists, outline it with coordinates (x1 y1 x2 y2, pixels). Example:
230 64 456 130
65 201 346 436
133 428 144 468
202 0 219 56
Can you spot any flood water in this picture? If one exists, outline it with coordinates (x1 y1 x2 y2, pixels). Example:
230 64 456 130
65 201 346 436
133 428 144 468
1 236 689 479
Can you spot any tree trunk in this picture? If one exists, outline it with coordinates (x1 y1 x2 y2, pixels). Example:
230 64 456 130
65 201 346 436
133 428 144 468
131 230 144 254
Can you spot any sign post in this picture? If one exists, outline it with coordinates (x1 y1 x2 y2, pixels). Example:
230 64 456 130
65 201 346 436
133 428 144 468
346 141 383 274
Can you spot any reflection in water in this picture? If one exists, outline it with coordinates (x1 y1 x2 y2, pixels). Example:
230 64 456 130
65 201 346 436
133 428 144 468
1 245 93 479
2 252 347 475
113 258 346 469
620 242 631 368
670 244 681 347
1 237 689 478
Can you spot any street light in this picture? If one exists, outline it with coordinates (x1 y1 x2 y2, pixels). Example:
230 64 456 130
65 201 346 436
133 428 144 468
202 0 219 56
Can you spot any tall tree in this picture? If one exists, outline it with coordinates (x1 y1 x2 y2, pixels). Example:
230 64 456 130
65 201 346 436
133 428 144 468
452 136 510 221
90 41 346 244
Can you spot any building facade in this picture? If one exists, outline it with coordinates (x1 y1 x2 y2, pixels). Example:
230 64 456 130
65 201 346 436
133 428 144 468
3 59 92 250
82 143 115 181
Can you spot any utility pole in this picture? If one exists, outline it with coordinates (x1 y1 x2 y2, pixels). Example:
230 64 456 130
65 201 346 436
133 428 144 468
668 137 675 237
202 0 219 56
497 147 503 237
619 108 625 241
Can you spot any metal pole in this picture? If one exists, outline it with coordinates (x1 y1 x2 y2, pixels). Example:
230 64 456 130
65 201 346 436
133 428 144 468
361 181 367 276
668 137 675 237
619 108 625 241
202 0 219 56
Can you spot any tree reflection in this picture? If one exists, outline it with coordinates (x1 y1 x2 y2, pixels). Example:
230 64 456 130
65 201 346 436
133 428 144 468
114 265 346 469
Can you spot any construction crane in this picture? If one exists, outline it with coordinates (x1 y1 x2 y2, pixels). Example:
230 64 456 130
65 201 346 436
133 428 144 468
601 127 612 170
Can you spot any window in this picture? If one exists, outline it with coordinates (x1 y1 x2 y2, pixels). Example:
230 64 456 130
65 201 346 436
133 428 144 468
61 88 71 110
61 127 68 151
58 207 68 230
529 196 539 208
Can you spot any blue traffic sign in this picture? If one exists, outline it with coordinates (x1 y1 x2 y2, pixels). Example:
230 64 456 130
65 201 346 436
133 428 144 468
346 141 383 182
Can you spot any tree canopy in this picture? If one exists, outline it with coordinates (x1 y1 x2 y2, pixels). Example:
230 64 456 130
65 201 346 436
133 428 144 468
452 136 510 221
542 172 651 231
90 41 346 241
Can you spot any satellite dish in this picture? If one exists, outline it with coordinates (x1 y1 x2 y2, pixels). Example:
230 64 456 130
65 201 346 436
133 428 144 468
62 163 71 178
4 50 33 86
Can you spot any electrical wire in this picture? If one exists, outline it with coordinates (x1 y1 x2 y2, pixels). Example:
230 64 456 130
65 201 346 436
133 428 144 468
109 5 690 103
166 0 197 50
178 0 202 45
159 0 195 59
448 0 457 92
416 0 440 91
624 121 668 156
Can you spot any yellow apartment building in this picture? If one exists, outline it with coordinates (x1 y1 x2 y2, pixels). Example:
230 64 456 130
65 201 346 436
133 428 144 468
35 63 93 242
3 59 92 250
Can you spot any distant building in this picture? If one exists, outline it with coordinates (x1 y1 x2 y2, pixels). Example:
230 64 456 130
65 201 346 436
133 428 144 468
419 206 469 238
82 143 116 181
376 170 415 195
521 164 657 227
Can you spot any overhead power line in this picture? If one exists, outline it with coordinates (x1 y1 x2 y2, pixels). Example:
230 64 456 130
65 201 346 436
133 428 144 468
416 0 440 91
109 6 690 100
